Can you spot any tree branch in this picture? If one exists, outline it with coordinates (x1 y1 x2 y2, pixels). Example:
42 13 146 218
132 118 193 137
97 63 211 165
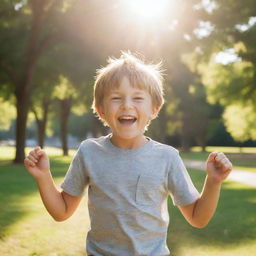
31 105 40 123
37 32 64 56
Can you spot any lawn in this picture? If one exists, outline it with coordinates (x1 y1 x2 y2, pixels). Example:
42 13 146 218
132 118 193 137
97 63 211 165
0 147 88 256
168 170 256 256
0 146 255 256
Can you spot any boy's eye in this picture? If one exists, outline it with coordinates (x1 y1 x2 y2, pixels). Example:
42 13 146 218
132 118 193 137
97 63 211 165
134 97 144 101
111 97 121 100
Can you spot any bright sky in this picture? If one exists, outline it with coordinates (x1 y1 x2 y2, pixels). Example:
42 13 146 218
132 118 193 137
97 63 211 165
194 0 217 13
193 21 215 39
215 49 241 65
235 16 256 32
215 17 256 65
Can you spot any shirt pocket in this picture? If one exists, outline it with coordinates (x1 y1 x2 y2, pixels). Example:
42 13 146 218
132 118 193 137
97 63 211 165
135 174 165 206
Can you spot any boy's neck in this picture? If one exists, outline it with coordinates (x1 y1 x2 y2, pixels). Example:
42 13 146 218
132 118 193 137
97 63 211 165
110 135 149 150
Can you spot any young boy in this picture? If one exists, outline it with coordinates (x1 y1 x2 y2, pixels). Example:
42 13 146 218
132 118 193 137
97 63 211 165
24 52 232 256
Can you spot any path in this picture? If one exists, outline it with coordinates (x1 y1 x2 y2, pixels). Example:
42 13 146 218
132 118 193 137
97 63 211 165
184 160 256 187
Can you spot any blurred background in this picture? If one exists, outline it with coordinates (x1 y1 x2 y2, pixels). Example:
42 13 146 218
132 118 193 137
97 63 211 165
1 0 256 163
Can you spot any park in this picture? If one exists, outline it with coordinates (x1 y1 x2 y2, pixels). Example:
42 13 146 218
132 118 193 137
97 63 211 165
0 0 256 255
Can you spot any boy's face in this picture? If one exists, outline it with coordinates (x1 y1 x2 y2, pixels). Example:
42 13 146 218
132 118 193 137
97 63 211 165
97 76 158 143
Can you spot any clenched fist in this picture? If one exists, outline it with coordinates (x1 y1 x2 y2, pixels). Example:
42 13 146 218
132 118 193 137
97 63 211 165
206 152 232 183
24 147 50 180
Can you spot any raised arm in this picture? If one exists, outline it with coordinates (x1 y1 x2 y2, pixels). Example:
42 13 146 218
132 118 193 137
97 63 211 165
24 147 82 221
178 152 232 228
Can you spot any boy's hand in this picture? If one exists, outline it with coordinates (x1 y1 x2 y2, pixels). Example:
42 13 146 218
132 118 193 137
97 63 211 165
24 147 50 180
206 152 232 183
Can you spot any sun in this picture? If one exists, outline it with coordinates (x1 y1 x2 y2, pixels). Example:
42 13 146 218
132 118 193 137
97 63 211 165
125 0 170 21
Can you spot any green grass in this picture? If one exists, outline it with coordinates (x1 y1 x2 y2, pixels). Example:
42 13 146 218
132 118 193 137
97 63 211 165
181 146 256 172
0 146 88 256
0 146 76 161
0 146 256 255
168 170 256 256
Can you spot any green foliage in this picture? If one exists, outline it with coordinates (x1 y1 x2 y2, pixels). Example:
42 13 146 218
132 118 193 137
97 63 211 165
200 59 255 105
53 75 77 100
223 103 256 142
199 57 256 142
1 0 256 149
187 3 256 146
0 98 16 130
193 0 256 144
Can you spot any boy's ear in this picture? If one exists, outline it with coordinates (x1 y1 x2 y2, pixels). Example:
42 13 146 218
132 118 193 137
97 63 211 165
150 107 159 120
96 106 105 119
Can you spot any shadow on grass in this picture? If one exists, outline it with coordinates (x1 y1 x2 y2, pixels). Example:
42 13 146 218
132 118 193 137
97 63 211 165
0 157 71 239
167 170 256 256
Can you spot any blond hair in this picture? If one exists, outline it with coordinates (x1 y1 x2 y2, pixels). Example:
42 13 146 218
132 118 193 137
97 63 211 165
92 51 165 125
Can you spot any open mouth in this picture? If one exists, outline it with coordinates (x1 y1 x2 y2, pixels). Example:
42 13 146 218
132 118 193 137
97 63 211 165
118 116 137 125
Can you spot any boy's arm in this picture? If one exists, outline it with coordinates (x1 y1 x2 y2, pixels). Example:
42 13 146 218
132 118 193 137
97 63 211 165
178 152 232 228
24 147 82 221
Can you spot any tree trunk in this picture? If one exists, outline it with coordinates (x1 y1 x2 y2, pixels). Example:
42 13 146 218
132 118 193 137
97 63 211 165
38 121 45 148
59 98 72 156
14 88 30 163
180 114 192 152
181 135 191 152
33 99 50 148
13 2 44 163
14 76 36 163
196 135 207 152
2 1 61 163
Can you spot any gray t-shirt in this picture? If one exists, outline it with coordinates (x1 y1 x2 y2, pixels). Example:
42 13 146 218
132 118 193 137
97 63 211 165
61 134 200 256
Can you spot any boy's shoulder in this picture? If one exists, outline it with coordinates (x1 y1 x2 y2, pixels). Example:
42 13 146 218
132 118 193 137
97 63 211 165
79 135 106 149
150 139 179 158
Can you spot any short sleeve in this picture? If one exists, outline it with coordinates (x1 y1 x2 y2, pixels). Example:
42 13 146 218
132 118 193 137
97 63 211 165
60 145 89 197
168 152 200 206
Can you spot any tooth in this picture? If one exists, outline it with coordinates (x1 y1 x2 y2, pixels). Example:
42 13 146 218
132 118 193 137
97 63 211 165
121 117 133 119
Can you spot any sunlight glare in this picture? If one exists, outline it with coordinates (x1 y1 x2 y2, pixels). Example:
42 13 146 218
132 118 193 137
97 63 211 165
126 0 169 20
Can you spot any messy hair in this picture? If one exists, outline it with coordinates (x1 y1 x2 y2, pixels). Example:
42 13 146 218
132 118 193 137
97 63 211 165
92 51 165 125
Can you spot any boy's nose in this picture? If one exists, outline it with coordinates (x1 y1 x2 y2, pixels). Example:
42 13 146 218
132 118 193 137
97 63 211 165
122 98 133 110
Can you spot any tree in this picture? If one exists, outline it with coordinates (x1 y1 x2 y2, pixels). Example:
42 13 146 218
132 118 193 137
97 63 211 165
195 1 256 140
31 95 52 148
199 56 255 141
52 74 93 156
196 2 256 107
0 0 73 163
52 76 76 155
223 103 256 142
